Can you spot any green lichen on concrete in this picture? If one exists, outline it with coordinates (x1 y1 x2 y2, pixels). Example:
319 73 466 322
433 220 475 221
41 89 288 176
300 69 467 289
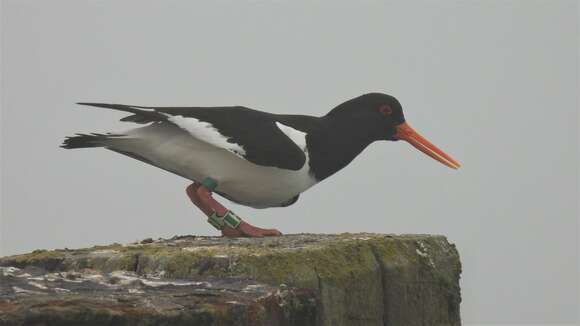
231 239 379 286
3 249 67 270
0 234 461 326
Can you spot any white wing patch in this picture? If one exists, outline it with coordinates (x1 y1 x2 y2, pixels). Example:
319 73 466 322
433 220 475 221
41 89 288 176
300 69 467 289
275 122 307 151
165 114 247 158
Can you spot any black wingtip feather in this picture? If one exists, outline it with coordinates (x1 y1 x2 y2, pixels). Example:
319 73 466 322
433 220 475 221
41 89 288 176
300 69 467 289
76 102 115 108
75 102 165 124
120 114 154 124
76 102 151 109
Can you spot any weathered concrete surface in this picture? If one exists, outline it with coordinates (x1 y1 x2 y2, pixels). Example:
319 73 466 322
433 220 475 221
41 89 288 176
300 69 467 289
0 233 461 326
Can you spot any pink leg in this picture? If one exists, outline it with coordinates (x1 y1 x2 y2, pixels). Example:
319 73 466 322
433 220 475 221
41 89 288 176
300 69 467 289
186 182 282 238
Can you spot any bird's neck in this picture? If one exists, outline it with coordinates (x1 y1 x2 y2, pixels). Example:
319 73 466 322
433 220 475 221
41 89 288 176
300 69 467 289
306 116 375 181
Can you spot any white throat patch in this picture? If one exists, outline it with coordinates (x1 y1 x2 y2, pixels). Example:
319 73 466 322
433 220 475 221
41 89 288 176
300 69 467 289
275 122 307 151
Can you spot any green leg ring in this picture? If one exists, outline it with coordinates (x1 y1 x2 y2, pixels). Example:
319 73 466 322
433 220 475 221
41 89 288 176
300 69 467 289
201 177 218 192
207 211 242 230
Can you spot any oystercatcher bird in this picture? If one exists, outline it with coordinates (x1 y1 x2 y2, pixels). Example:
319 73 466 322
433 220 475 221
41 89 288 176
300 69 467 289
62 93 460 237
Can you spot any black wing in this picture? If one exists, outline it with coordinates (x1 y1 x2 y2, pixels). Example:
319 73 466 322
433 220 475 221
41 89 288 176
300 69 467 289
77 103 308 171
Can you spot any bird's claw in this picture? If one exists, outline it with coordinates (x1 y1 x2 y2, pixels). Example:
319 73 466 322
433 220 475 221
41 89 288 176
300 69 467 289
221 221 282 238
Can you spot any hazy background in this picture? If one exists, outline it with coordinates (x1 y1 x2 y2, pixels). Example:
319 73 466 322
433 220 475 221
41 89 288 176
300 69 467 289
1 1 578 324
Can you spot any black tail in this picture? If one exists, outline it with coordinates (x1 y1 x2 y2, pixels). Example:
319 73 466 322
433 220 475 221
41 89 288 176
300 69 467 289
60 133 125 149
62 103 164 149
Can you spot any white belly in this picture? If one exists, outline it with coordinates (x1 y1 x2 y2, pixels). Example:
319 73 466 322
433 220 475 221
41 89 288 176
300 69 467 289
109 123 318 208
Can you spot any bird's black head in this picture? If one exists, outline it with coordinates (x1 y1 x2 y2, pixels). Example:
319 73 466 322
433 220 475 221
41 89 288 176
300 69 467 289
326 92 461 169
326 92 406 141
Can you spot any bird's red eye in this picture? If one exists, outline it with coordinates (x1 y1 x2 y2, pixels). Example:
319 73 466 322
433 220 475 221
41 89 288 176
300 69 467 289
378 104 392 116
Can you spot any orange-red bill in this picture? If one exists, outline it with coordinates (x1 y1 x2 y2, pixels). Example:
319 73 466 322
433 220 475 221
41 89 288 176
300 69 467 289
394 122 461 170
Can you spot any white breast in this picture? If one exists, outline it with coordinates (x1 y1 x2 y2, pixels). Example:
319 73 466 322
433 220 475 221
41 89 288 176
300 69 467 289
107 122 317 208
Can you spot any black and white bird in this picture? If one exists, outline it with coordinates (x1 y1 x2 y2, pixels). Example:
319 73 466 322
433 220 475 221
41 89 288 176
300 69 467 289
62 93 460 237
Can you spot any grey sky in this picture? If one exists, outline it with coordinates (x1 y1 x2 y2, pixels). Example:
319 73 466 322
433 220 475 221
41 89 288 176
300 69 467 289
1 1 578 324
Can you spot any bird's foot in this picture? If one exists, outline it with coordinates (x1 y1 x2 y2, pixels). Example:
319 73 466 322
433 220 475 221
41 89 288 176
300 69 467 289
186 180 282 238
221 221 282 238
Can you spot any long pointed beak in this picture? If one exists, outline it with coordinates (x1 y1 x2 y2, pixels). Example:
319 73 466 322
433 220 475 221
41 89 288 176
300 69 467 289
394 122 461 169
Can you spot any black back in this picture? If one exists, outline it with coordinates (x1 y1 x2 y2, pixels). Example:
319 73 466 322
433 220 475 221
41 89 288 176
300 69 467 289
135 106 312 171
